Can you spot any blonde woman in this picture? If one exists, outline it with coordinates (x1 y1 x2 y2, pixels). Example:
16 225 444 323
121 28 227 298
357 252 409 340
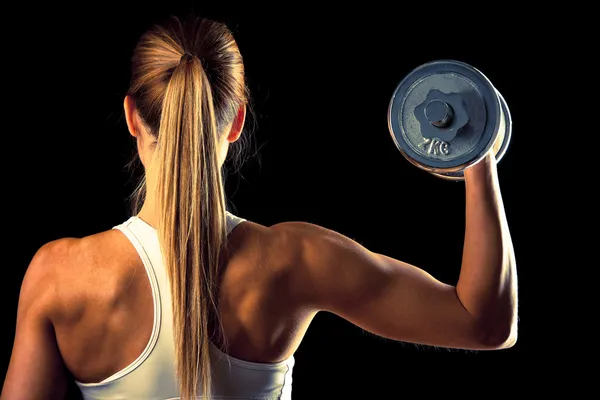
2 15 517 400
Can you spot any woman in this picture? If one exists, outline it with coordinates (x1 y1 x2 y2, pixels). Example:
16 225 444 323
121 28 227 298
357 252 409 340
2 15 517 400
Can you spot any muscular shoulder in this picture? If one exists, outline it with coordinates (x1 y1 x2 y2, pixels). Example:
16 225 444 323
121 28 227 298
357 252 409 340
29 231 116 278
266 221 389 311
240 221 330 270
269 221 376 268
25 237 85 291
17 238 80 324
22 230 125 322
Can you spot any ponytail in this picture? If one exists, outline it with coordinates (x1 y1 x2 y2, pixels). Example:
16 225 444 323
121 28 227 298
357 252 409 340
154 52 227 400
127 16 249 398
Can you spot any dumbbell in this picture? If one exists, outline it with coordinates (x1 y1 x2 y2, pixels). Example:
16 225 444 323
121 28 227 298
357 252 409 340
388 60 512 180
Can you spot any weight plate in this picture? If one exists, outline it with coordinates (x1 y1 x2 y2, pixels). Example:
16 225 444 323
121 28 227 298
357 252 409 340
431 89 512 181
388 60 501 174
494 90 512 164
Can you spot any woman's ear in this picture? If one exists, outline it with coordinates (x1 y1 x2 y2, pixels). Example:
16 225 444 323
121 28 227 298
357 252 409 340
226 104 246 143
124 95 140 138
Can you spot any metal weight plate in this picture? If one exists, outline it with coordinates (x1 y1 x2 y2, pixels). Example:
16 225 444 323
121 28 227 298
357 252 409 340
432 89 512 180
388 60 506 180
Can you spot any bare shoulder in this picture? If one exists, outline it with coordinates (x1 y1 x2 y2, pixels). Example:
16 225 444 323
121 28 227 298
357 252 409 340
28 230 123 276
266 221 390 308
232 220 344 269
16 237 84 327
269 221 372 255
5 239 89 399
30 230 120 266
267 221 376 275
224 220 305 272
24 237 86 290
220 220 323 294
30 237 81 266
22 229 129 320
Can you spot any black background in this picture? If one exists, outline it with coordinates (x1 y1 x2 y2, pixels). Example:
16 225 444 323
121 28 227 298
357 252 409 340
2 2 562 398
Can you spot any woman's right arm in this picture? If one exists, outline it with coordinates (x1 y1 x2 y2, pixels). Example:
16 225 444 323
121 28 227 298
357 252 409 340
274 153 517 350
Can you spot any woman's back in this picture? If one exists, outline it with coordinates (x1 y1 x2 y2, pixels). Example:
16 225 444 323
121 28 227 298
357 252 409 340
52 212 301 398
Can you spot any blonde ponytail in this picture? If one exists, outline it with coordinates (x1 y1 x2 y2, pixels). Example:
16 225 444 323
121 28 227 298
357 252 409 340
126 16 249 399
155 53 226 399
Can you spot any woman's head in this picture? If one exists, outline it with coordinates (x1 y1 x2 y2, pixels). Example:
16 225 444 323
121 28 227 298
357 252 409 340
124 16 248 170
122 16 250 400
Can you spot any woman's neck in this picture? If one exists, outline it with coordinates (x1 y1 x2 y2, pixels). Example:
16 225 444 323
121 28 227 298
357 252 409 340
137 170 158 229
137 201 158 230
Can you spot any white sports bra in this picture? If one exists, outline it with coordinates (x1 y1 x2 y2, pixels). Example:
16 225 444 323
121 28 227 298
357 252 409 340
75 212 294 399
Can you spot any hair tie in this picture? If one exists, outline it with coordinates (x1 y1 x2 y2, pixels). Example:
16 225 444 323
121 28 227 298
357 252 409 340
181 52 197 63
